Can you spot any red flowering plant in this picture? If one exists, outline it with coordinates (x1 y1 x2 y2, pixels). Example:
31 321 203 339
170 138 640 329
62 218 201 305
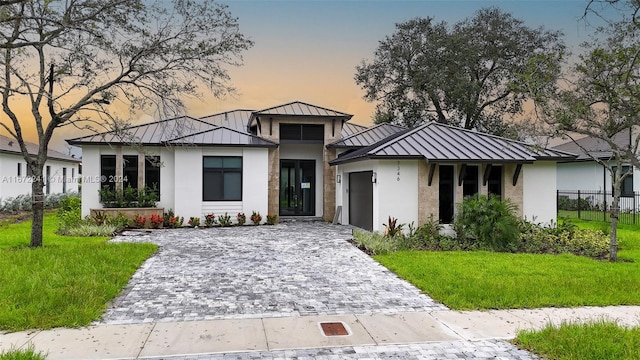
149 214 163 229
204 213 216 227
133 214 147 228
237 212 246 226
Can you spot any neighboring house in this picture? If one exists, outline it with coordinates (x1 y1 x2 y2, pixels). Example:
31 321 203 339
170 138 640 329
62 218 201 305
553 130 637 195
67 101 575 230
0 135 81 199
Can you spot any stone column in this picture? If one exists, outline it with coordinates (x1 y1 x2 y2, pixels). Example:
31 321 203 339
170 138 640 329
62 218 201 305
503 163 524 217
418 161 440 225
115 146 123 191
323 147 337 222
267 148 280 216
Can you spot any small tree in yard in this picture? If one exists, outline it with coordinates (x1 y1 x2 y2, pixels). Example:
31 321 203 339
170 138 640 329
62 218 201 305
0 0 252 247
528 20 640 261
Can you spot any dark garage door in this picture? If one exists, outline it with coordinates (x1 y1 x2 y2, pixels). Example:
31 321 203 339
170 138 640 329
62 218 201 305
349 171 373 231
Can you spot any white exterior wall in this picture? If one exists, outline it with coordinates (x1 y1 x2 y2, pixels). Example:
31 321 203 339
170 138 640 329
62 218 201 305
279 144 324 217
376 160 419 230
523 161 558 225
335 160 379 231
81 146 102 217
0 152 79 201
557 162 606 191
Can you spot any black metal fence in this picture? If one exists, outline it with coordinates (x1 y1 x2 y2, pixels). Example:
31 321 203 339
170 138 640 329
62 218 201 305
557 190 640 224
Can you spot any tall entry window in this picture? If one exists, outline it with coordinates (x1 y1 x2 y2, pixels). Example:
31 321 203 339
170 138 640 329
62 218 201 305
463 165 479 197
280 159 315 216
203 156 242 201
145 156 161 199
123 155 138 190
439 165 455 224
487 165 503 199
100 155 116 191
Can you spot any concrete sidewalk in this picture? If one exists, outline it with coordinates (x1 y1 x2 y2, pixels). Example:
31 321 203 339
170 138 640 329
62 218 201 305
2 306 640 360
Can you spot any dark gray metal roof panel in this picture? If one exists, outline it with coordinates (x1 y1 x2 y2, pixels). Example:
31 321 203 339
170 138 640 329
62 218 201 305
166 126 278 147
254 101 352 118
67 116 215 145
328 123 407 148
1 134 79 162
341 122 368 137
200 110 254 133
552 130 628 161
330 122 576 165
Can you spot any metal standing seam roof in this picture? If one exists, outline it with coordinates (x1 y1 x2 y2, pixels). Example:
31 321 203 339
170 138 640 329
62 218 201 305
0 134 79 162
552 130 630 161
330 122 577 165
200 110 254 133
341 122 368 137
66 116 216 145
328 123 407 148
166 126 278 147
252 101 353 119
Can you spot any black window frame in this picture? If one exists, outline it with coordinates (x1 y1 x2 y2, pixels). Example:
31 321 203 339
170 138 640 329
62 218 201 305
487 165 503 200
145 156 161 200
100 155 116 191
17 162 21 176
462 165 479 198
279 124 324 143
62 167 67 193
122 155 138 190
613 166 634 197
202 156 243 201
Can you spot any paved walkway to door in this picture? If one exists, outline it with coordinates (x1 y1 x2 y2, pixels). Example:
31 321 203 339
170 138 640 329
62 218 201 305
101 221 446 325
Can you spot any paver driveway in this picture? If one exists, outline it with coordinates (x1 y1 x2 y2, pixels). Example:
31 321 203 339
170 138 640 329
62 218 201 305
101 221 446 325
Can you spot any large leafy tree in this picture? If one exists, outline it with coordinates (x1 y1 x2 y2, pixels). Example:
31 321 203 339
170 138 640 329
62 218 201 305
355 7 565 136
0 0 253 247
529 19 640 261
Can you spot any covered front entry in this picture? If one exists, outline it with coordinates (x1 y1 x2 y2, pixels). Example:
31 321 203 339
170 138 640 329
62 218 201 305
280 159 315 216
349 171 373 231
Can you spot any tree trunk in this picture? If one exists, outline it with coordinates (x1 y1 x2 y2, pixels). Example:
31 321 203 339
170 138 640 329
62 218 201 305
609 194 619 262
30 171 45 248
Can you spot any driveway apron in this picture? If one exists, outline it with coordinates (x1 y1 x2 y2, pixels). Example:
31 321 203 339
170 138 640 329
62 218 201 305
101 222 446 325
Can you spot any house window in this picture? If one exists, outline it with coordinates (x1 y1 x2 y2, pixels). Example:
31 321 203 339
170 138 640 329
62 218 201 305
612 166 634 197
100 155 116 191
72 168 74 178
439 165 455 224
78 164 82 175
487 165 503 199
17 163 21 176
203 156 242 201
279 124 324 142
145 156 161 199
45 166 51 195
123 155 138 190
62 167 67 193
463 165 479 197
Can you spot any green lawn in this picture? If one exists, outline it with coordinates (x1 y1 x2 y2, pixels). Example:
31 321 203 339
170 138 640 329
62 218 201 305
374 219 640 310
0 213 157 332
514 321 640 360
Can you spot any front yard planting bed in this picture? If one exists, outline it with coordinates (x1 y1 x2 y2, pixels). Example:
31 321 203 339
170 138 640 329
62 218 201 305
0 213 157 332
373 219 640 310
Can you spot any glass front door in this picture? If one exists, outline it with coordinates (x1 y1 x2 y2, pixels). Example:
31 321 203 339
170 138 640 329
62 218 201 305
280 159 315 216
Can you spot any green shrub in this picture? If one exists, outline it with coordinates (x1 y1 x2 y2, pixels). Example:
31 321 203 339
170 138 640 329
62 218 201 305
98 185 158 208
105 212 130 231
455 195 520 252
266 213 278 225
353 229 399 255
518 219 609 258
66 223 118 237
218 212 232 227
56 196 82 233
382 216 404 237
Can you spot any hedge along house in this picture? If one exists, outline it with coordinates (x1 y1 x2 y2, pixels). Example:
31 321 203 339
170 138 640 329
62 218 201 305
67 101 353 221
328 122 576 232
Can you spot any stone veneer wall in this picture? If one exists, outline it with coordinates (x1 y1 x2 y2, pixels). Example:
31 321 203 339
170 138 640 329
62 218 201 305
267 148 280 216
502 163 524 217
323 148 337 222
418 161 439 225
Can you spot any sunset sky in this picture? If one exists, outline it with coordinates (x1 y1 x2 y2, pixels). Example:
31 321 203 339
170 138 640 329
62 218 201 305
6 0 618 152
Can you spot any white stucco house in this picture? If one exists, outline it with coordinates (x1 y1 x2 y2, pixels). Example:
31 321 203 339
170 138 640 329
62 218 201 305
67 101 575 230
554 131 638 195
0 134 80 200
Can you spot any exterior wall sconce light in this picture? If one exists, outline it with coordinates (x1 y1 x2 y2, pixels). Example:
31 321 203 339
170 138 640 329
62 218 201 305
372 172 377 183
337 174 341 183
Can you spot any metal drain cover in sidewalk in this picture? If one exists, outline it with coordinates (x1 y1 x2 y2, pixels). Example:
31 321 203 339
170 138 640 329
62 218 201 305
319 322 350 336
